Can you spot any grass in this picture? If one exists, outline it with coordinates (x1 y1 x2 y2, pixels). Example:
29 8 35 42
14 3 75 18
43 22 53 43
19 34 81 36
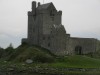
1 45 100 75
6 55 100 68
1 45 100 69
0 61 100 75
49 55 100 68
7 45 55 63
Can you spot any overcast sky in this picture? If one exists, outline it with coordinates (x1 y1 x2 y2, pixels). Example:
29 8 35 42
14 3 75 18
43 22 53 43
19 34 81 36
0 0 100 48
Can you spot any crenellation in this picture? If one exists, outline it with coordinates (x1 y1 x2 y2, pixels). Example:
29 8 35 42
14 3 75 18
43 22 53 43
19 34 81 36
58 11 62 15
28 11 33 16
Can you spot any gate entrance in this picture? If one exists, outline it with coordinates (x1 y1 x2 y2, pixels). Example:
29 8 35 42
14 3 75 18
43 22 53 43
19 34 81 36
75 46 82 55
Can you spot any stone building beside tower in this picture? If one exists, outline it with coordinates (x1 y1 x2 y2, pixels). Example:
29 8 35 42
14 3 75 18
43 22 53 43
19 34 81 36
22 1 99 55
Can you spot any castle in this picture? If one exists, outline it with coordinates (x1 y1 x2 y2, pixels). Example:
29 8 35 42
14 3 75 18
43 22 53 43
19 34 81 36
22 1 99 56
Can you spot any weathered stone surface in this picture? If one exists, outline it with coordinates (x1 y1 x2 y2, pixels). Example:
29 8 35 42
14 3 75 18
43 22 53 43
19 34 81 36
22 1 99 56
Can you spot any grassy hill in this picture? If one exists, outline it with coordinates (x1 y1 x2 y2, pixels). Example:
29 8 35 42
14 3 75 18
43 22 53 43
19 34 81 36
7 45 55 63
1 44 100 69
0 45 100 75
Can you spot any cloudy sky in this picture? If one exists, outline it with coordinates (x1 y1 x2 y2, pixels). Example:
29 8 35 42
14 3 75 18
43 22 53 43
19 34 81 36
0 0 100 48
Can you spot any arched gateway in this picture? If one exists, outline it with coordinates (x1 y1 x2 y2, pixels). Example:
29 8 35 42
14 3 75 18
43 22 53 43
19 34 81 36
75 46 82 55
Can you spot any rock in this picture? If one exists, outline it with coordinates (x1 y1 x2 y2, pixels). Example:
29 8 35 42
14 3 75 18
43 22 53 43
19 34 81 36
25 59 33 64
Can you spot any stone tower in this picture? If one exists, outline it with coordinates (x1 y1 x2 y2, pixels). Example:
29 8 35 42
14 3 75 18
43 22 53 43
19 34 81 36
22 1 98 56
22 1 68 55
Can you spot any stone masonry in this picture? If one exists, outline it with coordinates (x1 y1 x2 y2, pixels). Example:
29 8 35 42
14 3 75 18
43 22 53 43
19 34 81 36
22 1 99 56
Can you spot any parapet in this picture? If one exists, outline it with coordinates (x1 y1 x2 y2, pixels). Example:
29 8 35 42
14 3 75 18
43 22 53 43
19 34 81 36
22 38 28 45
58 10 62 15
28 11 33 16
66 34 70 38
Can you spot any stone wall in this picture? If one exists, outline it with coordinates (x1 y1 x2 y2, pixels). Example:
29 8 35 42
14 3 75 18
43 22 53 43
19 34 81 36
68 37 98 55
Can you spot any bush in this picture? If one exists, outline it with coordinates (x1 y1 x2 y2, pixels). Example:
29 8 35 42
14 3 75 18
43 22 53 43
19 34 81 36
2 43 15 58
0 47 4 58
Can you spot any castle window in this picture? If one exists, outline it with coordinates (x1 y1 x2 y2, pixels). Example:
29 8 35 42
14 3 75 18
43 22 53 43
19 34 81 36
48 43 50 47
43 37 45 40
51 31 52 33
33 29 35 32
48 37 50 40
51 17 54 21
50 10 54 16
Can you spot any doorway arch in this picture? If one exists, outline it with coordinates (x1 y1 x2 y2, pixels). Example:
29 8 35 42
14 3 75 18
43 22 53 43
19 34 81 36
75 46 82 55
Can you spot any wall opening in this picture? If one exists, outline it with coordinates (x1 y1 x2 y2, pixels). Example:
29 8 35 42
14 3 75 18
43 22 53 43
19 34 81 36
75 46 82 55
43 37 45 40
48 43 50 47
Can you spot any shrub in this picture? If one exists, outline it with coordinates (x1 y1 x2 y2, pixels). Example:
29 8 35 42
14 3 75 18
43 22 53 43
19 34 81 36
2 43 15 58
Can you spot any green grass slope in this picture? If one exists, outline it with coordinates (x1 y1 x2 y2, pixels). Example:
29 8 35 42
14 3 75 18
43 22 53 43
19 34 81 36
50 55 100 68
8 45 55 63
1 44 100 68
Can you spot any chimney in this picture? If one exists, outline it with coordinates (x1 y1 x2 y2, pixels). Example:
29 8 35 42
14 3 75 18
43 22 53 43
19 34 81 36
32 1 36 15
38 2 41 6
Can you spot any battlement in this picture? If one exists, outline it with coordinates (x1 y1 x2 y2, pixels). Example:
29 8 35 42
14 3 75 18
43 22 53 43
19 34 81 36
28 11 32 16
58 11 62 15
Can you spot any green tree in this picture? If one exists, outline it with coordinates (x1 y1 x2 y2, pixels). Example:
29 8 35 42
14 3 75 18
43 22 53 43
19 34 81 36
3 43 14 58
0 47 4 58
